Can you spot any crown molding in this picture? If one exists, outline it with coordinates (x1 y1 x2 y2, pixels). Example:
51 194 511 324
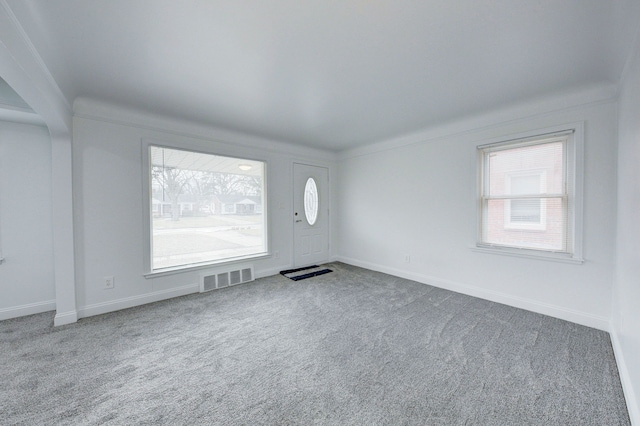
339 83 617 160
0 1 71 112
73 97 338 162
0 0 71 135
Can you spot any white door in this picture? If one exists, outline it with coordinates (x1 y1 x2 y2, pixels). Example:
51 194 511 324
293 163 329 267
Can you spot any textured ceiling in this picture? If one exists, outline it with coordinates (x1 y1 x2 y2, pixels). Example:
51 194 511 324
5 0 640 150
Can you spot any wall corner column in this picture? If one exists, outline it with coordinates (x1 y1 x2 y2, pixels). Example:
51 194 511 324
51 133 77 326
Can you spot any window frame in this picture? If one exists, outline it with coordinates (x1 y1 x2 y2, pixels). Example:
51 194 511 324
474 123 584 264
142 140 270 277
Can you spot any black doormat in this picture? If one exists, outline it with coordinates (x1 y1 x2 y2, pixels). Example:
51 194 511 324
280 265 333 281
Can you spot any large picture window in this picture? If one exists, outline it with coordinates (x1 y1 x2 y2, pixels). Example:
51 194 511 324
148 145 267 272
477 127 582 261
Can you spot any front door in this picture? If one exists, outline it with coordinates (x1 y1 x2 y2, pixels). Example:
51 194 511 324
293 163 329 267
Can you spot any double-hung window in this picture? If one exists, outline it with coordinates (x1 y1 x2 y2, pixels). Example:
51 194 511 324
145 145 268 274
477 126 583 262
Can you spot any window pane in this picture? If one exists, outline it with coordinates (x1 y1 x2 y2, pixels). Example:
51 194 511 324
150 146 267 270
510 174 540 195
488 141 563 196
304 177 318 225
484 198 565 251
510 199 541 223
481 137 568 252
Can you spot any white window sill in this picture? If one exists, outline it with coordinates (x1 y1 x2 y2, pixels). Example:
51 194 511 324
144 253 270 278
470 245 584 264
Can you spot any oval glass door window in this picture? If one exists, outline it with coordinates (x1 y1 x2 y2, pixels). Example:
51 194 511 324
304 177 319 225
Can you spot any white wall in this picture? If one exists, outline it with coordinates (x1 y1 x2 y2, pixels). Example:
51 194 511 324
72 99 337 318
612 31 640 423
0 120 56 319
338 94 618 331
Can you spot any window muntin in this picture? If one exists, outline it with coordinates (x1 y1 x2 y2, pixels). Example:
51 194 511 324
149 146 267 272
479 135 571 253
304 177 319 226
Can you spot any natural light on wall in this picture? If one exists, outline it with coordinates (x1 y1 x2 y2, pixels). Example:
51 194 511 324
149 146 267 271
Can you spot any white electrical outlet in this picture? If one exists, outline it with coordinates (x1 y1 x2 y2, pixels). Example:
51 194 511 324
274 250 280 259
404 254 411 263
104 276 114 289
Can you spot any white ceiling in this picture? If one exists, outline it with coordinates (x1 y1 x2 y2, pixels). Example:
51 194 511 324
5 0 640 151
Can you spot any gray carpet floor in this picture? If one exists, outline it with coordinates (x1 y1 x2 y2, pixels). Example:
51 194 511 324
0 262 630 425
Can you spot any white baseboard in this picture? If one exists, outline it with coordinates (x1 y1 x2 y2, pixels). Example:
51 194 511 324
77 284 199 319
255 265 290 279
336 256 610 331
76 264 293 321
0 300 56 321
54 310 78 326
610 324 639 425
